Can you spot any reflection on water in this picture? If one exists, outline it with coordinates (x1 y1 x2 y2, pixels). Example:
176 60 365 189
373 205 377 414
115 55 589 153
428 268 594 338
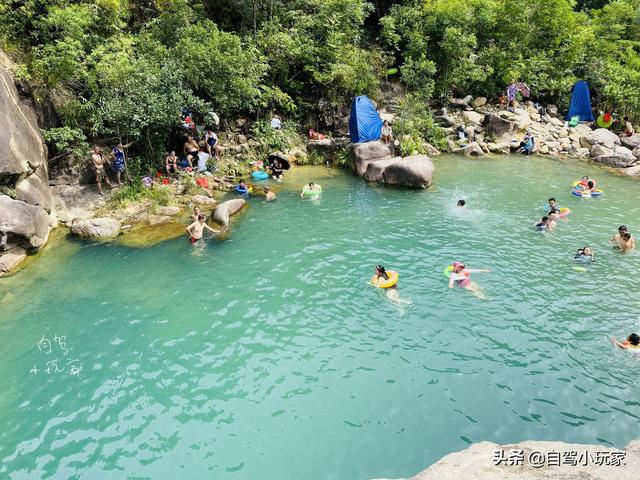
1 157 640 480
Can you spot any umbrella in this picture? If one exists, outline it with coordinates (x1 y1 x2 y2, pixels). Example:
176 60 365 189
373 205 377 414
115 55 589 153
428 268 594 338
266 153 291 170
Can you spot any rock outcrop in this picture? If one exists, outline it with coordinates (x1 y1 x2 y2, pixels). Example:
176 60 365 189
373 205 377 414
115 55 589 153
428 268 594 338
349 142 434 188
380 439 640 480
213 199 247 227
0 57 54 273
70 218 121 239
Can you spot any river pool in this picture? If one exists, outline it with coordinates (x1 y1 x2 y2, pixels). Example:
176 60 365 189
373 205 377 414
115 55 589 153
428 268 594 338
1 155 639 479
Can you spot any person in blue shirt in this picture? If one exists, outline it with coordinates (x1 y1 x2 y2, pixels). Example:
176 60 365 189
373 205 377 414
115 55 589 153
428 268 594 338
111 141 134 186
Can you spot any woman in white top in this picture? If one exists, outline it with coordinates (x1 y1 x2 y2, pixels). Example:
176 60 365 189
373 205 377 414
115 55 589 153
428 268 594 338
381 120 393 145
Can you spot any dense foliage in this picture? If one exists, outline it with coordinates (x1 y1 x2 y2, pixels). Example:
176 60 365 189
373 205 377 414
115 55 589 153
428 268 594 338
1 0 639 170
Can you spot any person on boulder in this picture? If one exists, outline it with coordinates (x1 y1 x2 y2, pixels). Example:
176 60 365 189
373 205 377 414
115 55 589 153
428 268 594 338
621 117 634 137
380 120 393 146
518 130 535 155
91 146 115 195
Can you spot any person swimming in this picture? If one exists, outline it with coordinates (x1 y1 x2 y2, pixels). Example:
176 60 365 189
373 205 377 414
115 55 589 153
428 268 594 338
612 333 640 351
372 264 390 287
578 176 595 189
457 199 466 207
371 265 410 306
236 179 249 195
574 246 595 262
535 216 555 231
264 186 276 201
186 213 219 244
300 182 321 198
547 197 560 213
448 261 490 298
611 225 635 252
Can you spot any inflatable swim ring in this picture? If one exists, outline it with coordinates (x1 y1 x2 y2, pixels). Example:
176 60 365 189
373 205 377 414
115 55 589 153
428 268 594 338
572 188 603 198
236 185 253 194
371 270 399 289
251 170 269 180
558 207 571 217
387 67 399 76
596 113 613 129
443 265 454 278
303 185 323 197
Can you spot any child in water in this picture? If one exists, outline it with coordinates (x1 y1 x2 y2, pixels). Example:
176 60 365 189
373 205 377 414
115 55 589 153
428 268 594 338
612 333 640 351
448 261 490 298
574 246 595 262
371 265 411 307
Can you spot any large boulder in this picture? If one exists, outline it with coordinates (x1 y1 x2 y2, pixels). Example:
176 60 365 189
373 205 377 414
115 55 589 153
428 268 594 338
0 245 27 274
454 142 485 157
212 199 247 227
70 217 121 239
470 96 487 108
462 110 484 125
586 128 621 149
0 195 50 249
362 155 434 188
621 133 640 149
590 144 613 158
597 154 638 168
15 163 53 213
50 184 105 225
484 113 515 140
0 68 46 180
348 141 393 176
404 440 640 480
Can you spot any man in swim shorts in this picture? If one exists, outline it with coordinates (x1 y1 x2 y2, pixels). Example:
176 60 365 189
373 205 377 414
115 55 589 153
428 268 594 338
186 214 219 243
183 135 200 169
91 146 114 195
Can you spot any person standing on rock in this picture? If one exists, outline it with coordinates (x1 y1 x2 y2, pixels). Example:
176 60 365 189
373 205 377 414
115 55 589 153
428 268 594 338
91 146 114 196
111 141 134 186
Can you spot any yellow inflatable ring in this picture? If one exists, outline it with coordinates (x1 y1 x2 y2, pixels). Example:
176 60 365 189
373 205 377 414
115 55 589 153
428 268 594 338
371 270 399 289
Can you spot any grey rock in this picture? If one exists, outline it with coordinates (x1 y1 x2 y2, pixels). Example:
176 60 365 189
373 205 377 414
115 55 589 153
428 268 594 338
50 184 105 225
615 146 635 159
362 155 434 189
397 440 640 480
213 199 247 227
484 113 515 140
448 98 468 109
454 142 485 157
0 195 50 249
586 128 621 149
15 163 53 213
470 96 487 108
147 215 173 226
349 141 393 176
0 245 27 274
71 217 121 239
191 195 216 205
597 154 638 168
434 115 456 127
462 110 484 125
156 206 181 216
620 133 640 149
590 144 614 158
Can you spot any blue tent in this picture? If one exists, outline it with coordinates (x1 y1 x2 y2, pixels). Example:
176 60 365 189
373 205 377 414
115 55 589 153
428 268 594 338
349 96 383 143
566 80 594 122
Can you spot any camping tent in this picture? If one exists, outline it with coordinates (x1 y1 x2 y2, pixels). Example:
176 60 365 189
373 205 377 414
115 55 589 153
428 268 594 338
566 81 594 122
349 96 383 143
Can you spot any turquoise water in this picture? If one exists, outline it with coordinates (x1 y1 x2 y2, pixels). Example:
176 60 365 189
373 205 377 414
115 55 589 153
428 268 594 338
1 155 640 479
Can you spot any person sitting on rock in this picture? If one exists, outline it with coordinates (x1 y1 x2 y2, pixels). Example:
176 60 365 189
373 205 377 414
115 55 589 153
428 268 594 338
183 135 199 169
381 120 393 146
196 143 210 173
519 131 535 155
91 146 115 195
165 151 178 175
204 128 221 159
621 117 634 137
270 160 284 181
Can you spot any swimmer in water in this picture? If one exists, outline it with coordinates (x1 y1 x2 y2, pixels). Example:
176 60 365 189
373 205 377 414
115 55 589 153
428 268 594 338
457 199 466 207
371 265 411 307
547 197 560 213
535 216 555 231
611 225 635 252
612 333 640 351
264 186 276 201
300 182 321 198
186 214 219 244
448 261 490 298
574 246 595 262
236 179 249 194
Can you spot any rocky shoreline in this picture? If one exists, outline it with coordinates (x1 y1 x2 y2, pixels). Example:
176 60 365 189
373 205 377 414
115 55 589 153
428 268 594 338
378 439 640 480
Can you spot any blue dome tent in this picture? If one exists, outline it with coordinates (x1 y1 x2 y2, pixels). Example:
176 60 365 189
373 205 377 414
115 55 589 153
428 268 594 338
349 96 383 143
566 80 594 122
